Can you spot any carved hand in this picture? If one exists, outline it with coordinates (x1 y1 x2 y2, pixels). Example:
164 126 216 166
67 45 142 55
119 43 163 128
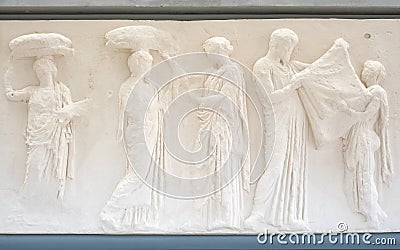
55 110 73 125
4 68 14 93
344 108 374 122
4 85 13 93
338 101 365 120
5 91 15 100
289 75 303 90
334 38 350 49
338 100 350 112
160 52 170 60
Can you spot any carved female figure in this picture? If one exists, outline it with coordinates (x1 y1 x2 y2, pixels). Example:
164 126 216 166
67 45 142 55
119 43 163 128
4 56 83 201
247 29 309 229
101 25 181 232
197 37 250 230
342 60 393 227
117 50 153 141
101 50 163 232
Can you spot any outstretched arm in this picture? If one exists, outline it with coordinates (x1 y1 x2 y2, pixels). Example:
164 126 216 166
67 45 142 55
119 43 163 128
253 63 301 104
4 67 36 102
342 97 380 120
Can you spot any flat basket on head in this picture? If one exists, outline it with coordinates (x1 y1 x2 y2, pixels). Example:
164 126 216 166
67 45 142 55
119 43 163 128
9 33 74 59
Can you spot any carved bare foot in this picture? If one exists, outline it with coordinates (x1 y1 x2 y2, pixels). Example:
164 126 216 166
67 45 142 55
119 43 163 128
282 220 310 232
244 213 263 230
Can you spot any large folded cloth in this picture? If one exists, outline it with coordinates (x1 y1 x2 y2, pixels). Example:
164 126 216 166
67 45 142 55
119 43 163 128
296 38 370 148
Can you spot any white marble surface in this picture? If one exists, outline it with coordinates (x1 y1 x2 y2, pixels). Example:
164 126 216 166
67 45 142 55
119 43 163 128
0 19 399 234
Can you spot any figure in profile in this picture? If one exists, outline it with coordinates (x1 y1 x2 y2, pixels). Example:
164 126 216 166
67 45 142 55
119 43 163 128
101 26 179 232
100 49 161 232
341 60 393 227
197 37 250 230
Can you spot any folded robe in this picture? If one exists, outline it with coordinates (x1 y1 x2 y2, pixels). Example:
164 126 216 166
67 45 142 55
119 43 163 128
296 38 371 148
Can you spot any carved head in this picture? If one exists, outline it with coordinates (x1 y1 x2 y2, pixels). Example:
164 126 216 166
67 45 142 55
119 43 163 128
268 28 299 63
128 50 153 76
33 56 57 83
361 60 386 87
203 37 233 56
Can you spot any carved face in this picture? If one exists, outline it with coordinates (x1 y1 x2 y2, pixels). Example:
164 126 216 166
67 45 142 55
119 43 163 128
361 66 376 86
203 37 233 56
276 40 296 63
128 50 153 75
33 57 58 82
361 60 386 87
268 29 299 63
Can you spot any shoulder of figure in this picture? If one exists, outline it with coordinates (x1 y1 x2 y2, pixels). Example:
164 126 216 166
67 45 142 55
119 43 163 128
230 61 242 69
369 85 388 101
253 57 274 73
369 85 386 94
225 62 244 73
121 76 137 86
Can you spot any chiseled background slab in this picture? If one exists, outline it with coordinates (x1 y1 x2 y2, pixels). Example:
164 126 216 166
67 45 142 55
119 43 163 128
0 18 399 234
0 0 400 249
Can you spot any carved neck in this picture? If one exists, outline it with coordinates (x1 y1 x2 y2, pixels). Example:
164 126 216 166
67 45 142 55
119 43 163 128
130 68 150 78
364 80 378 88
266 49 290 66
38 74 55 88
215 55 231 67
